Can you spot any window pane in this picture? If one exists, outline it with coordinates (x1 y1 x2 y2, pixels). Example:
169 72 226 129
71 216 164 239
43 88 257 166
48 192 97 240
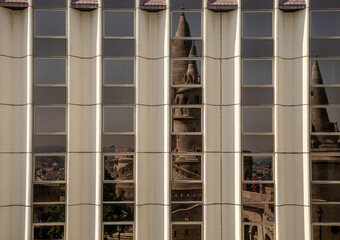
33 226 64 240
33 184 66 202
311 60 340 85
103 87 135 105
104 155 134 180
243 12 272 38
171 203 202 221
243 225 274 240
171 135 202 153
103 203 134 221
242 39 273 58
102 135 134 152
34 87 66 105
311 108 340 132
171 183 202 201
171 0 202 9
172 60 201 85
243 60 272 85
243 156 273 181
104 107 134 132
34 135 66 153
34 0 66 8
311 12 340 37
172 87 202 104
312 225 340 240
242 0 273 9
35 11 65 37
312 205 340 222
243 184 275 202
103 225 133 240
310 0 340 9
242 87 273 105
103 183 134 201
243 135 274 153
243 108 272 133
35 156 65 181
311 39 340 57
35 107 66 133
103 39 135 57
242 204 275 222
172 108 201 133
35 59 66 85
33 204 65 223
312 184 340 202
171 40 202 58
172 155 201 180
103 0 135 9
172 12 201 38
34 38 67 57
104 12 134 37
104 59 134 85
172 225 201 240
312 156 340 181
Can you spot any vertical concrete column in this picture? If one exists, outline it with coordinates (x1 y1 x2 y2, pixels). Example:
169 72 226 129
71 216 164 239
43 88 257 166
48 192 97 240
0 4 32 240
66 2 101 239
274 0 311 239
135 2 170 240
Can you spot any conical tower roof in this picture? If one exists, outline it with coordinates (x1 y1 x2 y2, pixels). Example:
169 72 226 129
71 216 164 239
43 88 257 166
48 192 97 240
175 12 191 38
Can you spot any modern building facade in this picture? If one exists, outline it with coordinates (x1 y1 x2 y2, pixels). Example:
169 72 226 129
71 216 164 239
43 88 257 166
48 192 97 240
0 0 340 240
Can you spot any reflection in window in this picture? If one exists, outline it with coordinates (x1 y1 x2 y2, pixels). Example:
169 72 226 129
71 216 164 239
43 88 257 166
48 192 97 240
103 0 135 9
243 156 273 181
243 60 272 86
34 87 67 105
172 225 201 240
103 225 134 240
35 59 66 85
243 108 272 133
33 226 65 240
104 155 134 180
104 12 134 37
172 108 201 133
103 204 134 222
242 0 273 10
104 59 134 85
243 12 272 38
171 0 202 10
172 155 201 180
242 39 273 58
242 87 273 105
35 11 66 36
103 87 135 105
35 156 65 181
35 107 66 133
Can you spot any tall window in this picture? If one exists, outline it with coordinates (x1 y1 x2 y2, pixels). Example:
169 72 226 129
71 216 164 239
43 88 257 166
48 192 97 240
32 0 67 239
310 1 340 239
241 1 275 240
170 0 203 239
102 0 135 239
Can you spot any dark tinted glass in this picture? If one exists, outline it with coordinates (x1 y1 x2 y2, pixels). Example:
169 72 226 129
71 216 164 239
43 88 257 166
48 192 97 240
172 12 201 38
35 11 65 36
34 135 66 153
171 183 202 201
103 87 135 105
312 205 340 222
103 203 134 221
104 107 134 132
103 39 135 57
172 108 201 133
242 0 273 9
171 40 202 57
104 59 134 85
312 184 340 202
242 39 273 58
171 0 202 9
243 108 272 133
172 155 201 180
242 87 273 105
243 225 274 239
103 225 133 239
171 87 202 104
243 135 274 153
104 155 134 180
103 0 135 9
311 87 340 104
172 225 201 240
35 59 66 85
243 60 272 85
243 184 275 202
34 226 64 240
102 135 134 152
35 156 65 181
172 60 201 85
103 183 134 201
34 87 66 105
243 156 273 181
243 12 272 38
171 203 202 221
35 107 65 133
243 204 275 222
311 12 340 37
312 156 340 181
34 0 66 8
311 39 340 57
33 184 66 202
104 12 134 37
171 135 202 153
34 38 67 57
33 204 65 223
312 226 340 240
310 0 340 9
311 60 340 85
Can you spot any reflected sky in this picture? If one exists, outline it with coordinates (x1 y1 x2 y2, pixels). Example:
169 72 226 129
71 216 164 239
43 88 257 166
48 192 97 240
35 11 65 37
104 59 134 85
243 108 272 133
171 0 202 9
310 60 340 85
311 12 340 37
243 60 272 85
35 107 65 133
243 135 274 153
243 12 272 38
35 59 66 85
104 12 134 37
104 107 134 132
